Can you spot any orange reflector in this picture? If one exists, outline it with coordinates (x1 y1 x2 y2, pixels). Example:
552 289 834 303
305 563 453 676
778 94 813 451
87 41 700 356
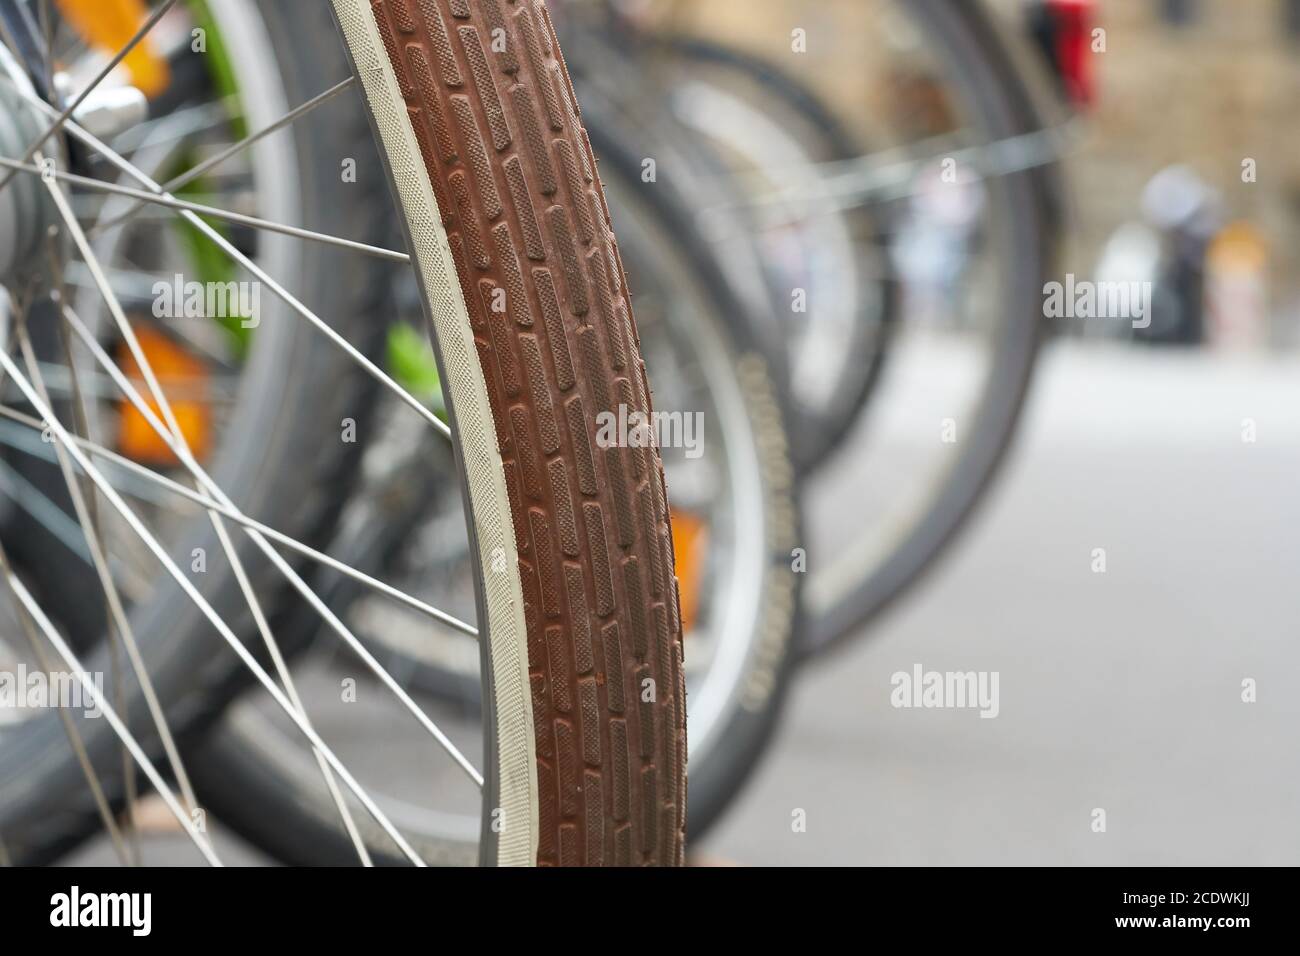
55 0 171 98
669 510 709 636
117 326 211 466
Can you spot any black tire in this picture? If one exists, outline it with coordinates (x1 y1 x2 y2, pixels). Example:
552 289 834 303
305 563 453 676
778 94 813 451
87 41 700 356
799 0 1065 659
650 34 900 473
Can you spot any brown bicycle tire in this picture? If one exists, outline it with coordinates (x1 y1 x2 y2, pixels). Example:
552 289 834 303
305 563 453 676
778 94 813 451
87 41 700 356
336 0 687 866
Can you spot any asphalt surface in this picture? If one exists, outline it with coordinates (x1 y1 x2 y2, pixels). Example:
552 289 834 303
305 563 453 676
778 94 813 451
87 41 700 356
64 342 1300 866
699 342 1300 866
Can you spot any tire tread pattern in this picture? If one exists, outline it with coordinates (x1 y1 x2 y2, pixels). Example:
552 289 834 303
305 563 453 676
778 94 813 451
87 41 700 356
371 0 686 866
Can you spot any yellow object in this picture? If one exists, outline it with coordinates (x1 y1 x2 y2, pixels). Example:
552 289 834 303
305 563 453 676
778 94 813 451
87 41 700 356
55 0 170 97
1206 221 1269 350
1208 221 1267 273
117 326 211 466
669 510 708 636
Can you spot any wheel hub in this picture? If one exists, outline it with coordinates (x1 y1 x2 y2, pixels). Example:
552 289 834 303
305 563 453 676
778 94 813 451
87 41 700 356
0 43 63 291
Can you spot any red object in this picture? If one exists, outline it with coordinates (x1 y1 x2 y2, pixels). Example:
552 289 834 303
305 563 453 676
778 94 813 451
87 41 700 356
1048 0 1097 108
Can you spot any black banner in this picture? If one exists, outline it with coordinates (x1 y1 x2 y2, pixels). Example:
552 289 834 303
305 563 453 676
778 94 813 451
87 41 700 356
0 865 1274 942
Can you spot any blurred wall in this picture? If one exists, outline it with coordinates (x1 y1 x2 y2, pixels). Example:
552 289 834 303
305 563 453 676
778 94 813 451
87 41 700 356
655 0 1300 344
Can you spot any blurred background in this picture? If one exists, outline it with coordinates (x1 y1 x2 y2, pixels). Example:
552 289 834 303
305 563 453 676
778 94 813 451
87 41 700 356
693 0 1300 865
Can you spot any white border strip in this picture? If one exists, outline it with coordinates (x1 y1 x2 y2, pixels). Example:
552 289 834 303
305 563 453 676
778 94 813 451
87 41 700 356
330 0 538 866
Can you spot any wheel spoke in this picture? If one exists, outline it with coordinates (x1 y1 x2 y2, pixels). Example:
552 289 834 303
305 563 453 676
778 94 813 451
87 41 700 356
92 77 357 237
0 417 195 513
24 358 235 402
0 36 491 864
63 323 484 789
0 0 180 195
0 418 174 604
10 300 202 820
0 535 133 865
700 122 1078 231
109 98 239 159
10 93 452 437
36 146 483 791
0 349 430 865
0 398 478 636
37 158 457 859
0 453 98 558
49 257 144 857
0 542 222 866
205 499 374 866
0 154 411 262
59 307 489 726
60 239 373 864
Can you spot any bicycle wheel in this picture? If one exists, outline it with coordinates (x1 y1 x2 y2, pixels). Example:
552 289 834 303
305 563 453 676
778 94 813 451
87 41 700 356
181 85 802 861
646 34 899 472
0 0 685 866
617 0 1064 659
795 0 1066 658
0 0 391 862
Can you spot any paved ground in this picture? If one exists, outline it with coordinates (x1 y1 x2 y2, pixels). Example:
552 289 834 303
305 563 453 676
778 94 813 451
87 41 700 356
697 342 1300 865
64 342 1300 866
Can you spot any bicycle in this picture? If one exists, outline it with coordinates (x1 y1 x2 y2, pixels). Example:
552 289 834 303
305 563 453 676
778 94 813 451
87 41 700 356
0 0 685 866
